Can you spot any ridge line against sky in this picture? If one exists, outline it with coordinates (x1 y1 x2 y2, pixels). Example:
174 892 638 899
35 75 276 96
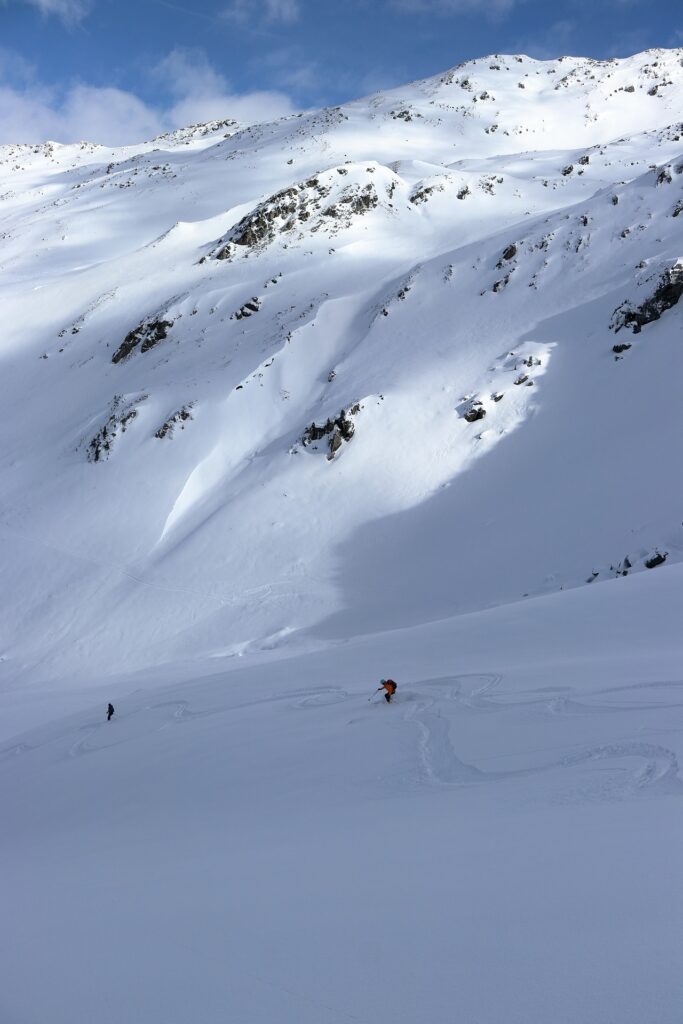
0 0 681 145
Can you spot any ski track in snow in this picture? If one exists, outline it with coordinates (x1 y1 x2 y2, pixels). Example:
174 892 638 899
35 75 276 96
400 674 683 798
0 686 352 761
4 674 681 802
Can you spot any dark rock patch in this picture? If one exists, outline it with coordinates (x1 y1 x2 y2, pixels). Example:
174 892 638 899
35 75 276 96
211 170 384 258
391 108 420 122
87 395 146 461
112 318 173 364
410 183 443 205
233 297 261 320
496 243 517 267
301 404 360 460
155 405 194 439
323 183 378 218
492 271 512 293
611 262 683 334
464 405 486 423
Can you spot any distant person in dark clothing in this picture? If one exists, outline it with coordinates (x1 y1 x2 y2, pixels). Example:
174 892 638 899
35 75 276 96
107 703 115 721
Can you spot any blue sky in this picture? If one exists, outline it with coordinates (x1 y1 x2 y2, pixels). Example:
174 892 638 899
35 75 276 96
0 0 680 143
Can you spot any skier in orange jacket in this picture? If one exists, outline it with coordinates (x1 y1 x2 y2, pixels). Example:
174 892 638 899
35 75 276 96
377 679 397 703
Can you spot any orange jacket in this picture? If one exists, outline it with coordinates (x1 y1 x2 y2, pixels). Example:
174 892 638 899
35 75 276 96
381 680 397 695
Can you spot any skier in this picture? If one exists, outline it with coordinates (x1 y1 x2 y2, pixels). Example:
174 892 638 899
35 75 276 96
107 703 115 721
376 679 397 704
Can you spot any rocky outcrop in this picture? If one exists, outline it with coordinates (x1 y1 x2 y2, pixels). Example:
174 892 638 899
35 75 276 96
211 167 387 259
232 297 261 320
611 262 683 333
155 405 193 439
496 243 517 267
492 271 512 293
87 394 146 461
112 317 173 363
409 182 445 205
390 107 421 122
301 404 360 460
464 404 486 423
152 118 238 145
322 183 378 219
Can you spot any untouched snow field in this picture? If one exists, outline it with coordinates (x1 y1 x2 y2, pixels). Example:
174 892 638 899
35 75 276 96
2 49 683 1022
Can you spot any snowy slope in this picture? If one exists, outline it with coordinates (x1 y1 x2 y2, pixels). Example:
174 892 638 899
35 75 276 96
1 48 683 682
3 565 683 1023
2 48 683 1024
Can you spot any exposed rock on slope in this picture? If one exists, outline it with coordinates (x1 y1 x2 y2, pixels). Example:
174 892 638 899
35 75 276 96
112 317 174 363
87 394 147 461
2 48 683 679
301 405 360 459
211 164 400 259
611 261 683 333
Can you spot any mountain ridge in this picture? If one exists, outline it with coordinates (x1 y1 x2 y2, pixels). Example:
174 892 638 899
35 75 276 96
0 47 682 684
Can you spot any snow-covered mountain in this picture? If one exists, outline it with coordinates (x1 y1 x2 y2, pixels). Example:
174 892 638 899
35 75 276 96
1 48 682 683
3 49 683 1024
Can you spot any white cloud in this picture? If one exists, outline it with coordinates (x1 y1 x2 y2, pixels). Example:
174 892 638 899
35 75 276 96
154 48 297 128
223 0 300 25
0 82 165 145
16 0 91 22
0 47 297 145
